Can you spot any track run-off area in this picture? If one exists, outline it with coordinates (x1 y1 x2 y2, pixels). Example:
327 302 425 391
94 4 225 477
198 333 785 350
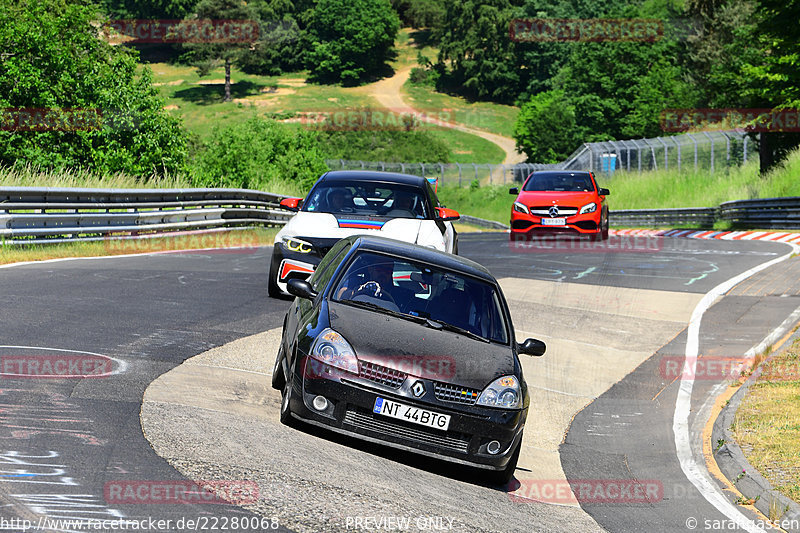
1 230 800 532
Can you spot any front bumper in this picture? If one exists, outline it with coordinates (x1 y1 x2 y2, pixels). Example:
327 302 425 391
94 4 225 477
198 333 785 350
509 211 601 237
286 356 526 470
270 238 338 294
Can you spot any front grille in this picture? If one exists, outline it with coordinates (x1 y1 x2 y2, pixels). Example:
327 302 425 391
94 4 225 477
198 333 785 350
343 408 470 454
530 206 579 216
434 382 480 405
359 361 407 388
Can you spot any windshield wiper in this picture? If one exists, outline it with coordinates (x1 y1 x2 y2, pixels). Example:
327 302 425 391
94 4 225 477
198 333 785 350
434 321 490 343
340 299 428 324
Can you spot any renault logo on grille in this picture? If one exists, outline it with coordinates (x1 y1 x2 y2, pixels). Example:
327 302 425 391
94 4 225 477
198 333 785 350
549 206 560 218
411 381 426 397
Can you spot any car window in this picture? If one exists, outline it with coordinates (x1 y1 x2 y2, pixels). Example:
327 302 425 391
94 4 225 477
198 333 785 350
309 240 350 292
332 252 509 344
302 181 428 218
523 173 595 192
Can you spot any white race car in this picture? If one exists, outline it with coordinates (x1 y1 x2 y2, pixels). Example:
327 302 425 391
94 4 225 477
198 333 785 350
269 170 459 297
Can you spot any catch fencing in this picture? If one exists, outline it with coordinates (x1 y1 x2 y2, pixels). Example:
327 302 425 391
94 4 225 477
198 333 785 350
326 130 757 187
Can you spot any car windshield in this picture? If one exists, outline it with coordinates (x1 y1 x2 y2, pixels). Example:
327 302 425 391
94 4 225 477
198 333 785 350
302 182 428 219
332 252 509 344
523 173 595 192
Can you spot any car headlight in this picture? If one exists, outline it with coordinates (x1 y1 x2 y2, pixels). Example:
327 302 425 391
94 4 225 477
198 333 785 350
513 201 529 214
477 375 521 409
309 328 359 374
282 236 314 254
579 202 597 214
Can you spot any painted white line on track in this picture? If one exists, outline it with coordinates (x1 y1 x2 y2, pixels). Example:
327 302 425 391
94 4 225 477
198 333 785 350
672 240 800 533
0 345 129 376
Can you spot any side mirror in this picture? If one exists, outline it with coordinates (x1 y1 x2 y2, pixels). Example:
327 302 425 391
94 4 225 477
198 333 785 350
509 187 519 195
287 279 317 300
435 207 460 221
518 338 546 357
598 188 610 196
279 197 302 211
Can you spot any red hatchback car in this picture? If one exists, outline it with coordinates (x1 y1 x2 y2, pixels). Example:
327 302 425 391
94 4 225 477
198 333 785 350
509 170 610 241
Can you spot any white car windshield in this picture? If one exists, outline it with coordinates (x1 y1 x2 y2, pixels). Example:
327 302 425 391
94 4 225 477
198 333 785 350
303 182 428 218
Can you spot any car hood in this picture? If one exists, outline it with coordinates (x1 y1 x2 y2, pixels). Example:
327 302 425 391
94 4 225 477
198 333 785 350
328 302 515 390
278 212 425 244
517 191 598 207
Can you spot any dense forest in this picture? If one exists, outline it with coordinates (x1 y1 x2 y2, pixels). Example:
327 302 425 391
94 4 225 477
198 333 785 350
1 0 798 183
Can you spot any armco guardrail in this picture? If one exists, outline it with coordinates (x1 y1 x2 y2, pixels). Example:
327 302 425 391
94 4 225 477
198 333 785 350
613 198 800 229
719 197 800 229
610 207 718 229
0 187 293 244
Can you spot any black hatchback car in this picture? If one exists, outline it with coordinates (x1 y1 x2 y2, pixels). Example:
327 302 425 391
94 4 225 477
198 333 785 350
271 235 545 484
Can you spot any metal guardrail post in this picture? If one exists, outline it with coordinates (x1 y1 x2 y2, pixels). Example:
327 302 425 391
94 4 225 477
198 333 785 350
687 133 698 171
702 131 715 172
743 135 749 164
670 136 681 172
656 137 669 171
642 138 657 170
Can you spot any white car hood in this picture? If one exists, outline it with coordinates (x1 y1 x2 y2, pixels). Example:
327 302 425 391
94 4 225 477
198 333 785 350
277 212 426 245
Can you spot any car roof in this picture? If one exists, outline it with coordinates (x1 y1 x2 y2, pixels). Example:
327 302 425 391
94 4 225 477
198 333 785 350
529 170 592 177
339 235 496 283
317 170 428 188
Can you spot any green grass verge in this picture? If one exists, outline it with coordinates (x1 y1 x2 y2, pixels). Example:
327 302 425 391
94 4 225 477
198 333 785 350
0 228 279 265
403 83 519 139
733 338 800 507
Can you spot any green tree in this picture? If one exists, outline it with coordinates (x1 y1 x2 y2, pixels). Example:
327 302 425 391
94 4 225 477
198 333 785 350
0 0 187 175
98 0 198 19
513 90 581 163
180 0 260 102
434 0 519 103
193 117 328 190
307 0 400 85
237 0 307 76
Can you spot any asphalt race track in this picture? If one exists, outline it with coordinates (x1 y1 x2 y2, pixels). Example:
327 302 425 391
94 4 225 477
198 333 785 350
1 232 799 532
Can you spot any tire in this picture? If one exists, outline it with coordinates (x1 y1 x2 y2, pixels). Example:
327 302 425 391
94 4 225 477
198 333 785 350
268 251 282 298
271 344 286 391
601 212 610 241
487 439 521 486
279 359 296 427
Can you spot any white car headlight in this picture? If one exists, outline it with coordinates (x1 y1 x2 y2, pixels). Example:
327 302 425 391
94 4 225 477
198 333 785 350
282 236 314 254
477 375 521 409
579 202 597 214
309 328 358 374
513 201 530 214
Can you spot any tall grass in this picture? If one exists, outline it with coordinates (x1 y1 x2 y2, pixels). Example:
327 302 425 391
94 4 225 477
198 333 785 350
0 164 307 196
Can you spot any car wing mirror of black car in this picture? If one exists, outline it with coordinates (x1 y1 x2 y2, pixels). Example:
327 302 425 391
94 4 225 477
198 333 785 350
509 187 519 195
287 279 318 300
518 338 546 357
598 188 610 196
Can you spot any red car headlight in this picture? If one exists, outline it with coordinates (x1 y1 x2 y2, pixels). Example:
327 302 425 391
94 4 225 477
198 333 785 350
513 201 530 214
579 202 597 215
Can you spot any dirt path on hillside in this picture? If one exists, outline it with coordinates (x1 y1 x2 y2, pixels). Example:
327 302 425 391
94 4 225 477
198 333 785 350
368 67 526 166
